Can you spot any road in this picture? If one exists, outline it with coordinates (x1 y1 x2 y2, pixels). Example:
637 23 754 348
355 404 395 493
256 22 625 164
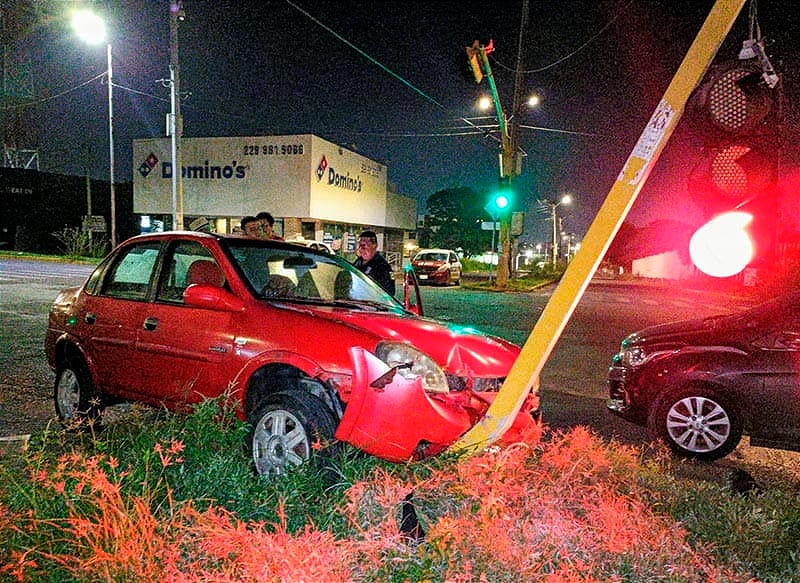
0 256 748 438
3 257 797 488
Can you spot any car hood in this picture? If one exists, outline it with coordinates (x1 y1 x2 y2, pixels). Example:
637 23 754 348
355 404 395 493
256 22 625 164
277 302 520 376
622 309 771 351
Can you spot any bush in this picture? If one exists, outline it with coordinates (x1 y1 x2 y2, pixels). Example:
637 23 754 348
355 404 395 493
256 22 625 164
50 227 109 259
1 406 798 581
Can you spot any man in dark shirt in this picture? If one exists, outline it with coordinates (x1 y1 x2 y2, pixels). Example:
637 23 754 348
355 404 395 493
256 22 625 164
353 230 395 296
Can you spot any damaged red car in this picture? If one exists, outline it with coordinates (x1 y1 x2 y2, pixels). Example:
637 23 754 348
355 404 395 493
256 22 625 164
46 232 539 476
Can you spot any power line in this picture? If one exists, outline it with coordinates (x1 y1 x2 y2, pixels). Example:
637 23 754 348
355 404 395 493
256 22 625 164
491 0 635 75
2 72 105 110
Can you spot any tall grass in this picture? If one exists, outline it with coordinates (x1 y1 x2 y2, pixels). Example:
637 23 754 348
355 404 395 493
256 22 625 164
1 399 798 581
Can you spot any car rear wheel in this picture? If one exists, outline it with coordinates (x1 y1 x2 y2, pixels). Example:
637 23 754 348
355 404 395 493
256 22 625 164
248 391 340 477
649 384 742 460
54 355 103 426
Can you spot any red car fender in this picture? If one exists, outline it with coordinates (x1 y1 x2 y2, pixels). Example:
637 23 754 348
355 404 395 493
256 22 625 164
335 347 471 462
230 350 331 411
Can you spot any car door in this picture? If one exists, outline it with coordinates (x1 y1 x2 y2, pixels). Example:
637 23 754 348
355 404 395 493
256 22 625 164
78 241 161 396
135 240 238 405
448 252 461 280
748 320 800 446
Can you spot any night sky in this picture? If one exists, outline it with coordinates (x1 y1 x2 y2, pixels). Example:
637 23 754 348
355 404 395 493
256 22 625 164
6 0 798 242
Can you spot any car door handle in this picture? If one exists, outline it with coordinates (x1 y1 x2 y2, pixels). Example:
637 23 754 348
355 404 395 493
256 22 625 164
143 317 159 331
84 312 96 325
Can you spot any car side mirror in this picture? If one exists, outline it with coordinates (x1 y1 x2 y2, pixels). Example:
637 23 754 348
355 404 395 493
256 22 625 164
184 284 246 312
403 265 423 316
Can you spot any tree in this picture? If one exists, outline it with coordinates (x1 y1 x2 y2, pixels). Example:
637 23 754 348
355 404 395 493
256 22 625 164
424 187 492 257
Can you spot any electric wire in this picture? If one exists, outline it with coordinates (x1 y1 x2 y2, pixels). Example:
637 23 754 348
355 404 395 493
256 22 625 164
491 0 635 75
2 72 105 110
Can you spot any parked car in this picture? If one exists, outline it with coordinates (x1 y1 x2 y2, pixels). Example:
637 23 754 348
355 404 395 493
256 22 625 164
411 249 462 285
46 232 538 477
286 236 334 254
607 291 800 460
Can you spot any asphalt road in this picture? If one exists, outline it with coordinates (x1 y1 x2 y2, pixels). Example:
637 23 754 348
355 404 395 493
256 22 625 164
3 257 798 488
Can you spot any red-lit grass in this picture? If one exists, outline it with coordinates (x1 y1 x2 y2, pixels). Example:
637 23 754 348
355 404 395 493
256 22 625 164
0 425 767 581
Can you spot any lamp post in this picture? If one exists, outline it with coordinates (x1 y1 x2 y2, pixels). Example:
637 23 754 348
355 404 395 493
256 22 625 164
72 10 116 248
541 194 572 266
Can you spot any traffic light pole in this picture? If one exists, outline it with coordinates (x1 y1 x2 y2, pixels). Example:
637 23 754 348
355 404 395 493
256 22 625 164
454 0 747 454
473 43 520 289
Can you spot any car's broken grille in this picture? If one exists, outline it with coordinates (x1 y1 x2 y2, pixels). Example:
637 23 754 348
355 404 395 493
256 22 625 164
446 375 505 392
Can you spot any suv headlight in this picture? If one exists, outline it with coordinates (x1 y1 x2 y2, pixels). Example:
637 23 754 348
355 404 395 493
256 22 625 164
375 342 449 394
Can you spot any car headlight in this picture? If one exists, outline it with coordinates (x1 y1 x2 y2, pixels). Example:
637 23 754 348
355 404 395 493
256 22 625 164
375 342 449 394
619 346 649 367
618 346 673 367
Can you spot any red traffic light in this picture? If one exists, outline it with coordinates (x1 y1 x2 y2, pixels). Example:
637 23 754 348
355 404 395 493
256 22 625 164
689 211 754 277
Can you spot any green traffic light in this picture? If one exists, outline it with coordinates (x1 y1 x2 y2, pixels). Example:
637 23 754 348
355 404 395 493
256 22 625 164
495 194 509 209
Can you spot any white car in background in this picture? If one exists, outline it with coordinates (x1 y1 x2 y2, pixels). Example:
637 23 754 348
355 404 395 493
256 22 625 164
286 237 334 254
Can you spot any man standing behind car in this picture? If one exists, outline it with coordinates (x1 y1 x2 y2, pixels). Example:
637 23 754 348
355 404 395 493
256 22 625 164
256 211 284 241
353 230 395 296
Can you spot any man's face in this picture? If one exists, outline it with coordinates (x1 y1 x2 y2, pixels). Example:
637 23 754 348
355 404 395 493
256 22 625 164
259 220 274 239
243 222 263 238
358 237 377 261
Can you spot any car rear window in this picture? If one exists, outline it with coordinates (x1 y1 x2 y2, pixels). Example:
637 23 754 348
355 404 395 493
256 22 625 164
102 242 161 300
416 253 448 261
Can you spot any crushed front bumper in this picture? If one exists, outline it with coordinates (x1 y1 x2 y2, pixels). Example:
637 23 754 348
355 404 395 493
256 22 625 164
336 347 539 462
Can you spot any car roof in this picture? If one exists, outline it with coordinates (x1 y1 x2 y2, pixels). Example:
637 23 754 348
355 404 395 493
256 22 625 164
119 232 330 254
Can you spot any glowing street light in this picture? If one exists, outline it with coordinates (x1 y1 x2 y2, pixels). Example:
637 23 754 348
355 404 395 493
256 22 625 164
72 9 117 248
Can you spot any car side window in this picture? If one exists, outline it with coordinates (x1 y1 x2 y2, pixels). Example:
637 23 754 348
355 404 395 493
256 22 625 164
156 241 219 303
101 242 162 300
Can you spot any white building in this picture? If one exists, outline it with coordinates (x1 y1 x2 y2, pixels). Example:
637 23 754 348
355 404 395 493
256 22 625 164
132 134 417 264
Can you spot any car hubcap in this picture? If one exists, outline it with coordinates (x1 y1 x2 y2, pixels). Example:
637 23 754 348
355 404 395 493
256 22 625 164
666 395 730 453
252 409 310 476
56 369 80 420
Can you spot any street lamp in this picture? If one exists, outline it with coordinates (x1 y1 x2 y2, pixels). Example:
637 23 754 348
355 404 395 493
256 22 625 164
540 194 572 266
72 10 116 248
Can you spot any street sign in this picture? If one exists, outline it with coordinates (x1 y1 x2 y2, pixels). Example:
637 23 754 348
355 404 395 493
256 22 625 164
511 211 524 236
481 221 496 230
82 215 107 233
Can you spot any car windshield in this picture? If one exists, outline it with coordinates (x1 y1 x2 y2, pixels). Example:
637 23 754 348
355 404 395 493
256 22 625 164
416 253 448 262
223 239 402 310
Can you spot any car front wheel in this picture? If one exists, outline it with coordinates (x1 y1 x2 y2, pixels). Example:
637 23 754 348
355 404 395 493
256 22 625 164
649 384 743 460
54 355 103 426
248 391 339 477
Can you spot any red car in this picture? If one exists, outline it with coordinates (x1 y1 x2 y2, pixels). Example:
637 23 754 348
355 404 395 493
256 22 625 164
411 249 462 285
46 232 538 476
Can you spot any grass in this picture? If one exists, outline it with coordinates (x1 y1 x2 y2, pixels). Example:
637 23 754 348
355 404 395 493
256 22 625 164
2 399 799 582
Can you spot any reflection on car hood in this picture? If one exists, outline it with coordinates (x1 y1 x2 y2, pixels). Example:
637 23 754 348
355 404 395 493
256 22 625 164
624 292 799 350
278 302 520 377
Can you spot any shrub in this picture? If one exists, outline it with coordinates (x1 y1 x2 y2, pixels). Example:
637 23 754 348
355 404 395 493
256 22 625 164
50 227 109 259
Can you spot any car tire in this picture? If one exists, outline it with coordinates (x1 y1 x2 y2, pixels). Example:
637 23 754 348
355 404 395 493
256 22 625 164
248 391 340 477
648 384 743 460
54 354 103 426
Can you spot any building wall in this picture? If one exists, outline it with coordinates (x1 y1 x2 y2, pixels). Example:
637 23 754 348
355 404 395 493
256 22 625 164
632 250 694 279
132 134 411 229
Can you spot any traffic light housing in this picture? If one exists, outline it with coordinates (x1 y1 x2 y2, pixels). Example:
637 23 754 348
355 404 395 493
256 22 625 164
686 58 781 214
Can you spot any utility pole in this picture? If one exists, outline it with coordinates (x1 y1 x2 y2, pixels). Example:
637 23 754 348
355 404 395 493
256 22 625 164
466 0 529 288
169 2 184 231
